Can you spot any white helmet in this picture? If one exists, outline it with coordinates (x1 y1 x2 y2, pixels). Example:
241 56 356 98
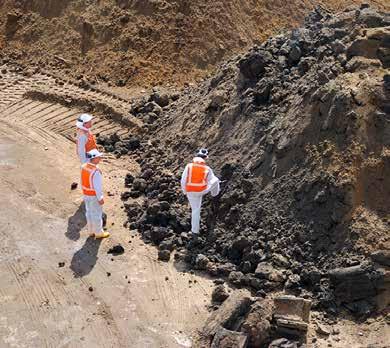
76 113 93 129
87 149 103 159
197 148 209 158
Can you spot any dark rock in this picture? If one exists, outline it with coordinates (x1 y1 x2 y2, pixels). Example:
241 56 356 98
212 285 230 303
150 226 168 245
124 137 141 151
158 249 171 262
384 74 390 90
285 274 301 290
208 90 227 109
254 79 272 104
328 264 383 305
228 271 244 286
241 299 273 347
141 168 154 180
58 262 65 268
255 262 285 282
203 289 253 338
269 338 299 348
210 327 248 348
125 173 134 186
121 191 132 201
151 91 170 107
70 182 78 190
316 323 330 336
195 254 210 270
5 11 22 37
331 40 346 54
288 44 302 65
238 51 271 80
142 101 163 115
133 178 147 192
358 8 389 28
107 244 125 255
371 250 390 266
159 239 174 251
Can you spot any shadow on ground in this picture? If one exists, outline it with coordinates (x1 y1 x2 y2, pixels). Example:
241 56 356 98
70 236 102 278
66 202 87 241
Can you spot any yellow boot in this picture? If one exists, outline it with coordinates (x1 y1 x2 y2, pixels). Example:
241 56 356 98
95 231 110 239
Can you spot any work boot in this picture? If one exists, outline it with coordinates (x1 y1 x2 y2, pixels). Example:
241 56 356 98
191 233 199 241
95 232 110 239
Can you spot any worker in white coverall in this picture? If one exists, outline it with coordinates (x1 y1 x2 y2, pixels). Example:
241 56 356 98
181 148 220 235
81 149 109 239
76 113 97 164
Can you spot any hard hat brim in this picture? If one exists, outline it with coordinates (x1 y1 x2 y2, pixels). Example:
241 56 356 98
87 150 103 158
80 113 93 123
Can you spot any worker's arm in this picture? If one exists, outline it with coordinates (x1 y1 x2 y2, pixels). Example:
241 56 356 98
77 134 88 164
206 167 221 196
92 170 104 203
181 165 189 194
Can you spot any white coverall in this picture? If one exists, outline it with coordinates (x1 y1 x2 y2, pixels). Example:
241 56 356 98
76 129 89 164
181 157 220 234
84 167 104 235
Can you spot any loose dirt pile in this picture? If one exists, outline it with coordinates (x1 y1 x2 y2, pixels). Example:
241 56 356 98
1 1 390 87
98 4 390 327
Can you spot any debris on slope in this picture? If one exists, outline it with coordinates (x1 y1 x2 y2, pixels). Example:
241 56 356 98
100 4 390 321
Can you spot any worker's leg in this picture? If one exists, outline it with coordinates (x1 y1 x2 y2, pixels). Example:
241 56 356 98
90 197 110 239
187 193 203 234
83 196 95 236
90 197 103 235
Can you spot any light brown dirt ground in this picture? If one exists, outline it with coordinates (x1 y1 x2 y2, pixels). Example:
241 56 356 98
0 110 214 347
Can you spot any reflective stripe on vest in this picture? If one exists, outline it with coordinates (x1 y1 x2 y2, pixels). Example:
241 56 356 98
186 162 208 192
81 163 100 196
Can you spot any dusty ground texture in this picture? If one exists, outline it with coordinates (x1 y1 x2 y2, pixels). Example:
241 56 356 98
0 1 390 87
0 78 216 347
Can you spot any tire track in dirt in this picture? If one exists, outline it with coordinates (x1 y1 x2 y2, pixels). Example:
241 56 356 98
0 69 215 348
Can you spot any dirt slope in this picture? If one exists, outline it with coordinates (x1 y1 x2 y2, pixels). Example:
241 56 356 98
0 0 390 87
96 5 390 332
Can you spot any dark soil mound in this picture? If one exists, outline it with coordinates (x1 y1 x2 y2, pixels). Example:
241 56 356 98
100 5 390 316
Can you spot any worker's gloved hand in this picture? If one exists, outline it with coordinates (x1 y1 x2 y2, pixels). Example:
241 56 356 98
98 198 105 205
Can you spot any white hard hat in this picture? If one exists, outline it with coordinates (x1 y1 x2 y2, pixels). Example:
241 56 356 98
76 113 93 128
87 149 103 159
197 148 209 158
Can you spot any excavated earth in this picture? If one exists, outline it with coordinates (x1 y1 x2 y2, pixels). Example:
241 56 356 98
1 2 390 348
0 1 390 87
96 4 390 347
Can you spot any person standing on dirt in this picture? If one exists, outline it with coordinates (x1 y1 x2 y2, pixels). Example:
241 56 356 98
181 148 220 235
81 149 109 239
76 113 97 164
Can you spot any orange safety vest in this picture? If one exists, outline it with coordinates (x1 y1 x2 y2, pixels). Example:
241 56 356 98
81 163 101 196
76 129 97 155
186 161 209 192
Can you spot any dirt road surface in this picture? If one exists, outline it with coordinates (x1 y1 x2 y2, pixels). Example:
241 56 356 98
0 102 213 347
